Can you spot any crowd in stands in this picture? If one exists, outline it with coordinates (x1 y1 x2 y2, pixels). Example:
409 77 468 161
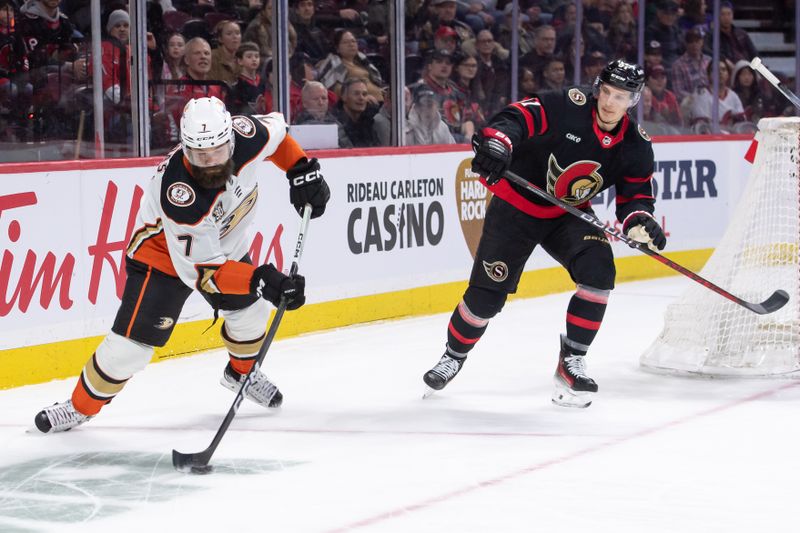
0 0 795 158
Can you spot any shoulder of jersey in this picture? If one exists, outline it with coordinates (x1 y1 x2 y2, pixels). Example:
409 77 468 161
566 87 590 107
231 115 270 173
628 118 653 145
160 152 223 225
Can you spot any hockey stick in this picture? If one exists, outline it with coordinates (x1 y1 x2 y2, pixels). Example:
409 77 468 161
502 170 789 315
749 57 800 110
172 204 313 474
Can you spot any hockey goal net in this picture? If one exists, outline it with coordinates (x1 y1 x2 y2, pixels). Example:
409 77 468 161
640 117 800 377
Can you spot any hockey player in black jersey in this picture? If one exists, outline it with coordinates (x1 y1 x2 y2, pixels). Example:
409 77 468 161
424 59 666 407
35 97 330 433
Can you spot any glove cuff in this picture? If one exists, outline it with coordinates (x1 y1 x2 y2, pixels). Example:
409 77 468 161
480 127 513 152
622 210 654 233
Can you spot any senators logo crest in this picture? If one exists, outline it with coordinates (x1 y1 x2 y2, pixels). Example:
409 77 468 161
546 154 603 205
568 88 587 105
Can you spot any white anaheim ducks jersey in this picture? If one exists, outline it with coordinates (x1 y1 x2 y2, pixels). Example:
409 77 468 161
127 113 307 296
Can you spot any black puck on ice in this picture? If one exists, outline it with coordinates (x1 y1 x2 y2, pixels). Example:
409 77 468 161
190 464 214 475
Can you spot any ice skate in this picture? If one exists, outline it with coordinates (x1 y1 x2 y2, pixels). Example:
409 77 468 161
220 362 283 408
34 400 92 433
423 353 465 398
551 335 598 408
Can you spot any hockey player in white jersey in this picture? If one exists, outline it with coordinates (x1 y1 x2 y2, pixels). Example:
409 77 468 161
35 97 330 433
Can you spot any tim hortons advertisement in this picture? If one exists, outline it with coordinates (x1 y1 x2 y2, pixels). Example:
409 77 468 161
0 140 752 349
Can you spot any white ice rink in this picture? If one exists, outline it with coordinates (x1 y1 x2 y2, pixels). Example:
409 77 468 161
1 276 799 533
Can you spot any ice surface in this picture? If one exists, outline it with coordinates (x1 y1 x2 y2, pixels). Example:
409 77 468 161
1 277 798 533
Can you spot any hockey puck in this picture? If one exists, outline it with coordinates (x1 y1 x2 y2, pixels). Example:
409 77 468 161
190 464 214 475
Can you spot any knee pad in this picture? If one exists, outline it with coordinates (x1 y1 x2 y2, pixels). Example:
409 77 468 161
463 286 508 319
570 249 616 290
222 298 270 344
94 332 154 380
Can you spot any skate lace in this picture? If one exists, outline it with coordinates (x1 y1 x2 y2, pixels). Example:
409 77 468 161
563 355 589 378
46 401 86 430
243 372 278 403
432 355 461 380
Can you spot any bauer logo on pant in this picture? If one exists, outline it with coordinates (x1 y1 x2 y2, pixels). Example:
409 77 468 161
482 260 508 282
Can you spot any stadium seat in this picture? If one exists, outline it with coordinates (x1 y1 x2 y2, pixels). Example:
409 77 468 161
163 10 191 33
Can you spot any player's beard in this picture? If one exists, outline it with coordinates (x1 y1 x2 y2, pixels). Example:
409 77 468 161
191 159 233 189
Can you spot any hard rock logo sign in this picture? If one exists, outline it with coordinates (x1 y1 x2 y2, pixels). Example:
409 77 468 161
454 157 491 259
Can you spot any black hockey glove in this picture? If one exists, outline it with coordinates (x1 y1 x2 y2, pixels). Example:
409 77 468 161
622 211 667 252
471 127 513 185
250 264 306 310
287 157 330 219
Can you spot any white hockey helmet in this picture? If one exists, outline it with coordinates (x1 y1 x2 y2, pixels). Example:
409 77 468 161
180 96 235 167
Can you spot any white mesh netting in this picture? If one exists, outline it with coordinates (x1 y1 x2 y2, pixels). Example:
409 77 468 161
640 117 800 377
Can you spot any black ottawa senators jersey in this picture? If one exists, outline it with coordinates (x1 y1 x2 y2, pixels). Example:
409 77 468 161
484 86 656 223
127 113 296 293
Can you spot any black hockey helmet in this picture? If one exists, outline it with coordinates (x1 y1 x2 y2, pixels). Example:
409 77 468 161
592 59 645 106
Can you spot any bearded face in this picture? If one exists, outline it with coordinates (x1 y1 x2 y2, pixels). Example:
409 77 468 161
190 159 234 189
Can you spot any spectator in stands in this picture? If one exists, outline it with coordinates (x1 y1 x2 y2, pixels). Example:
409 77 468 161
167 37 225 124
731 59 779 123
18 0 81 140
19 0 78 71
705 1 757 65
161 32 186 81
334 77 381 148
645 0 684 69
643 40 663 72
551 2 576 38
641 85 654 120
497 6 537 55
151 31 185 149
243 0 297 70
416 48 473 142
291 0 330 65
258 56 304 117
581 52 607 85
645 64 682 127
518 66 538 98
227 41 265 114
406 83 455 145
294 80 338 125
451 51 486 129
670 28 710 103
209 19 242 87
606 1 636 63
678 0 711 36
419 0 474 54
433 25 460 54
98 9 132 146
685 59 745 132
520 24 556 81
540 55 565 91
473 29 509 117
317 29 385 104
0 0 30 141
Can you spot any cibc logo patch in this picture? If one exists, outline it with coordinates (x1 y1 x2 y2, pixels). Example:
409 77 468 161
482 260 508 282
167 182 195 207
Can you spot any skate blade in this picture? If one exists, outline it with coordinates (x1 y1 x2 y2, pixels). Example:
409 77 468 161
422 386 437 399
551 380 594 408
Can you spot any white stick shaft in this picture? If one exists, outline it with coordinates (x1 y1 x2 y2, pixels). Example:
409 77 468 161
750 57 800 110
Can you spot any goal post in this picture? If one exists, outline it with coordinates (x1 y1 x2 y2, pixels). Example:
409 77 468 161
640 117 800 377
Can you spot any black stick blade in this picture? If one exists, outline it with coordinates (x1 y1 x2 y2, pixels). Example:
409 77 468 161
172 448 213 474
748 290 790 315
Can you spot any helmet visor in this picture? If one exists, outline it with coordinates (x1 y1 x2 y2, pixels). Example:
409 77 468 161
184 142 232 168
